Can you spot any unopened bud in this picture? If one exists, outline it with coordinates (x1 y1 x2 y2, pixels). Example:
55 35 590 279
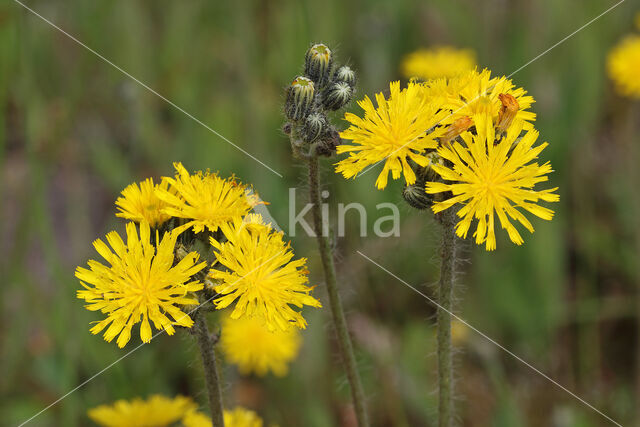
335 65 357 88
302 112 328 143
304 44 333 87
322 81 353 111
441 116 473 144
285 76 315 121
402 181 432 210
314 127 342 157
496 93 519 134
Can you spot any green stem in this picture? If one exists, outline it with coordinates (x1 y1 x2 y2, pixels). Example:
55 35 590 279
308 155 370 427
193 311 225 427
437 210 457 427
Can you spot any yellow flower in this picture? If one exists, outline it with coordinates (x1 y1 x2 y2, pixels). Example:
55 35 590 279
423 69 536 130
335 81 448 189
209 217 321 331
76 222 206 347
116 178 175 228
220 312 302 377
88 394 196 427
426 113 559 251
607 34 640 98
156 162 259 234
182 407 263 427
401 46 476 80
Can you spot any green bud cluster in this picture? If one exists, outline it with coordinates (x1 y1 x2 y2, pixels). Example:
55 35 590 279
283 43 357 158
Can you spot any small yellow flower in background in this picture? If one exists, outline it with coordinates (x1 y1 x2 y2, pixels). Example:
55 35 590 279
424 68 536 130
220 311 302 377
156 162 260 234
401 46 476 80
209 216 321 331
335 81 448 189
88 394 196 427
116 178 176 228
76 222 206 347
426 113 559 251
607 34 640 99
183 407 263 427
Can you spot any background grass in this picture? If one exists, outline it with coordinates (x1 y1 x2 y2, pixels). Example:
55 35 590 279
2 0 640 425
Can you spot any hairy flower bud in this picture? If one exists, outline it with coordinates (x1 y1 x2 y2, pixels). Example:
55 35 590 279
302 112 329 143
304 44 333 87
335 65 357 89
285 76 315 121
322 81 353 111
496 93 519 134
314 127 341 157
402 181 432 210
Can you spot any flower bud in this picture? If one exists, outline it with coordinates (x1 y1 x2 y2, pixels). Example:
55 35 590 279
402 181 432 210
322 81 353 111
285 76 315 121
335 65 357 89
315 127 342 157
496 93 519 134
302 112 329 143
304 44 333 87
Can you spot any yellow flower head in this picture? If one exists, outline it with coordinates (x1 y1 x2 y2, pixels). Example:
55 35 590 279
607 34 640 98
220 312 302 377
209 217 321 331
424 69 536 130
401 46 476 80
426 113 559 250
156 162 260 234
335 81 448 189
88 394 196 427
183 407 263 427
76 222 206 347
116 178 175 228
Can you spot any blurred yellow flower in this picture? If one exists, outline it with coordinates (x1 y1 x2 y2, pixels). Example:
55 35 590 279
426 113 559 251
156 162 259 234
220 312 302 377
335 81 448 189
88 394 196 427
76 222 205 347
423 69 536 130
116 178 175 228
401 46 476 80
607 35 640 98
209 217 321 331
182 407 263 427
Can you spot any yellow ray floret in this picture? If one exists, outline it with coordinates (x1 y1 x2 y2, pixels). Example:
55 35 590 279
607 34 640 99
220 312 302 377
156 162 260 234
209 218 321 331
423 68 536 130
335 81 448 189
115 177 176 228
401 46 476 80
426 113 559 251
183 407 264 427
76 222 206 347
88 394 196 427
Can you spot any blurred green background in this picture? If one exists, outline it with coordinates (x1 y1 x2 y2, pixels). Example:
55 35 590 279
2 0 640 425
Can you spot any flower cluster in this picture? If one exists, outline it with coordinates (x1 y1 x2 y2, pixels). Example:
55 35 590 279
401 46 476 80
77 162 319 348
88 394 263 427
334 68 558 250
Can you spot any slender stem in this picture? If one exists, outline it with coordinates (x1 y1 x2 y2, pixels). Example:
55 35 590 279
193 311 225 427
437 210 457 427
308 155 370 427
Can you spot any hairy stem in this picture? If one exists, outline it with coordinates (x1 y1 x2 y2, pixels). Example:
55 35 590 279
193 311 225 427
437 210 457 427
308 155 370 427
